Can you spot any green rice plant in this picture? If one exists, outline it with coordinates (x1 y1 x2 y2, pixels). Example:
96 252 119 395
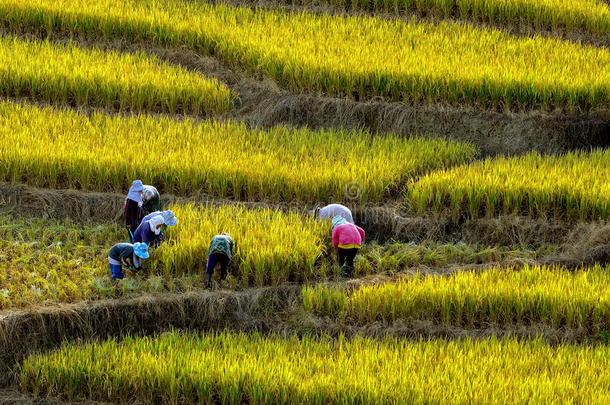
0 100 476 202
286 0 610 41
408 150 610 221
2 0 610 110
158 203 331 286
0 36 232 114
20 330 610 404
303 265 610 330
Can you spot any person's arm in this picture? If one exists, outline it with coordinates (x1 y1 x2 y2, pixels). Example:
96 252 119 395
119 247 135 269
332 227 339 249
358 226 365 243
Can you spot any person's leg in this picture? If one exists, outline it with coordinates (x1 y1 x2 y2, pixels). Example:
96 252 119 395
110 263 124 280
345 248 358 269
337 248 347 267
218 254 230 280
206 253 220 276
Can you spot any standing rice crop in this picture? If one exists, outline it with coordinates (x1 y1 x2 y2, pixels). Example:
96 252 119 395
304 264 610 331
157 203 330 286
2 0 610 110
286 0 610 42
408 150 610 220
20 331 610 404
0 101 476 202
0 36 232 114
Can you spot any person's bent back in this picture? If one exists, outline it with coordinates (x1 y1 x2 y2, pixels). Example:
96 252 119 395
315 204 354 224
133 211 178 248
331 216 365 278
204 233 235 288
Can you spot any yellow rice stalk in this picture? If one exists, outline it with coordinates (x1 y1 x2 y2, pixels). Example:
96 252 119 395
0 101 476 202
287 0 610 41
2 0 610 110
408 150 610 220
0 36 232 114
158 203 330 286
20 330 610 404
304 264 610 330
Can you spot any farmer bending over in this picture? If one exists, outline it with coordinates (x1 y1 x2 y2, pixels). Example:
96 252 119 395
107 242 149 280
133 211 178 248
141 185 161 217
332 216 365 278
204 233 236 289
311 203 354 224
125 180 145 242
140 209 177 225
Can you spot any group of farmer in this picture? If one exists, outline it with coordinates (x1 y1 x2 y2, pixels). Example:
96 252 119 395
108 180 366 287
108 180 237 288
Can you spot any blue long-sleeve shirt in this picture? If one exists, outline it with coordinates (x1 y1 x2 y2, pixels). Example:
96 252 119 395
133 219 164 248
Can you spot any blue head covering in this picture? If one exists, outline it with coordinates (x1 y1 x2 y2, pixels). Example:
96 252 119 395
332 216 347 229
126 180 144 203
161 210 178 227
133 242 149 259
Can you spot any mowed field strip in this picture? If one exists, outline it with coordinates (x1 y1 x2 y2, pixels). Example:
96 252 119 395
3 0 610 111
304 265 610 330
0 36 232 114
20 331 610 404
0 101 476 203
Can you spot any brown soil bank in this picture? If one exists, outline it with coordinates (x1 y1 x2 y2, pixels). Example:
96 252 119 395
2 30 609 157
2 182 609 263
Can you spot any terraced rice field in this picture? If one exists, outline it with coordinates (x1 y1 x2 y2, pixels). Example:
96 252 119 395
0 204 329 309
304 265 610 330
0 101 476 203
0 217 121 309
160 204 329 285
1 0 609 402
20 331 610 404
286 0 610 40
408 150 610 220
0 36 232 114
3 0 610 110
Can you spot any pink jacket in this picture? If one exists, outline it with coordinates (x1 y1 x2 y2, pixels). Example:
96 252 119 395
332 224 365 249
